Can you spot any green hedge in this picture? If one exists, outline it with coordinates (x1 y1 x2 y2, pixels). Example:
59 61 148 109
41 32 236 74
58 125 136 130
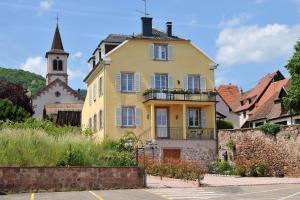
259 123 282 135
0 99 30 122
217 120 234 129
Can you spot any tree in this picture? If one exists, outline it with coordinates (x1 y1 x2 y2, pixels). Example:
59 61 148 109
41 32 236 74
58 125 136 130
0 80 33 115
0 99 30 122
283 40 300 115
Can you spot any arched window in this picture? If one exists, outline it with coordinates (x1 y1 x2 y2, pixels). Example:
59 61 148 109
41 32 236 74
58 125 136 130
58 60 63 71
53 60 58 71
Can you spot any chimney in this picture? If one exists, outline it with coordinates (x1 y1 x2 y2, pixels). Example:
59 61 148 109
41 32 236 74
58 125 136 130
166 22 172 37
141 17 152 37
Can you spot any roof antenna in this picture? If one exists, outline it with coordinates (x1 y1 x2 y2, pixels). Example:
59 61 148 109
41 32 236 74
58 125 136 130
136 0 150 17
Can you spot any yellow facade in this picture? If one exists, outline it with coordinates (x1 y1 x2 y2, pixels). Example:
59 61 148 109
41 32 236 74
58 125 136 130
82 38 216 142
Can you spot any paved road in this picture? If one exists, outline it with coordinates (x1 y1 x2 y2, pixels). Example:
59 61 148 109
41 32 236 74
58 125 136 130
1 184 300 200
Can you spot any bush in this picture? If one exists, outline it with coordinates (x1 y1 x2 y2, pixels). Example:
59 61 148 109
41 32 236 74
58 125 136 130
0 99 30 122
234 158 270 177
216 161 234 174
259 123 282 135
143 158 207 181
217 120 234 129
57 145 85 166
226 139 236 151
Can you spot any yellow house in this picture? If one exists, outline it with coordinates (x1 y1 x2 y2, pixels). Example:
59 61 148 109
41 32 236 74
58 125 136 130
82 17 217 164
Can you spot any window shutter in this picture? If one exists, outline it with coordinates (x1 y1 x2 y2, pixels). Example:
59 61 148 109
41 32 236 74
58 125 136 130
134 72 141 92
201 109 207 128
135 108 142 126
116 107 122 127
168 75 174 90
115 72 121 92
151 74 155 89
102 110 104 128
89 88 92 106
93 83 96 101
168 45 174 61
200 75 207 91
184 75 188 90
149 44 155 60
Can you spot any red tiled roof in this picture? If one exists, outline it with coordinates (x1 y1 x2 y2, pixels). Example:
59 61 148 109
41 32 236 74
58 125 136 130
235 71 281 112
217 85 241 111
247 79 289 121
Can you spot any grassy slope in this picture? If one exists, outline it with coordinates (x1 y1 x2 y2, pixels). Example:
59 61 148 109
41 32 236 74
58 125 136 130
0 67 45 94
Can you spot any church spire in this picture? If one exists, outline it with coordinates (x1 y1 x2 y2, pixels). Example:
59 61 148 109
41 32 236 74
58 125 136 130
51 25 64 50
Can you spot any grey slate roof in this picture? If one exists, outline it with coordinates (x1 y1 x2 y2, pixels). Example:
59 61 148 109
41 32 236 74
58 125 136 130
134 28 187 41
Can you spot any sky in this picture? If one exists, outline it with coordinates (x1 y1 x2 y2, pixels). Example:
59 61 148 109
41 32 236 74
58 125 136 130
0 0 300 91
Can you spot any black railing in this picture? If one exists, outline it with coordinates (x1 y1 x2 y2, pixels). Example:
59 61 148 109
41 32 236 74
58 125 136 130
186 128 214 140
143 88 216 102
155 127 215 140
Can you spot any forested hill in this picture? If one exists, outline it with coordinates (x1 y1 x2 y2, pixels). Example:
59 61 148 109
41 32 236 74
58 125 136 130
0 67 45 94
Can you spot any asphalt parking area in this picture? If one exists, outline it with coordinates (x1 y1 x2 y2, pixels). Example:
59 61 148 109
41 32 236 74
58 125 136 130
0 184 300 200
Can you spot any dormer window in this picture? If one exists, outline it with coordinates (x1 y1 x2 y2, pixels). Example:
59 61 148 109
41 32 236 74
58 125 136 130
248 99 252 104
154 44 167 60
240 101 244 106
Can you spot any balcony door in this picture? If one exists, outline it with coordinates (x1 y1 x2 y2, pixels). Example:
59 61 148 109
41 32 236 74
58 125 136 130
155 74 168 99
156 108 168 138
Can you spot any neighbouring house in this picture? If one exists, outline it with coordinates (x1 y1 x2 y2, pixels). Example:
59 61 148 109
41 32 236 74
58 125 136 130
216 85 240 128
32 24 84 125
217 70 300 128
81 17 217 164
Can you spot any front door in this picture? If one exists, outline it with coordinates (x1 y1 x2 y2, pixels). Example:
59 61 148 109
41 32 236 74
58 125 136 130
156 108 168 138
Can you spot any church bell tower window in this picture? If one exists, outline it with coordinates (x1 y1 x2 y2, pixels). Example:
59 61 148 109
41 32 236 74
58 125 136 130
53 57 63 71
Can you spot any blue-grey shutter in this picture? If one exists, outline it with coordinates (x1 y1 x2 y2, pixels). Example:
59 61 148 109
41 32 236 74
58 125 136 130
116 72 121 92
201 109 207 128
135 108 142 126
134 72 141 92
200 75 207 91
151 74 155 89
116 107 122 127
168 74 174 90
184 75 188 90
149 44 154 60
168 45 174 61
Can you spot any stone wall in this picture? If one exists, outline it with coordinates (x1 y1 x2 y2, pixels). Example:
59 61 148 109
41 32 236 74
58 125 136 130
144 140 217 166
218 126 300 177
0 167 145 193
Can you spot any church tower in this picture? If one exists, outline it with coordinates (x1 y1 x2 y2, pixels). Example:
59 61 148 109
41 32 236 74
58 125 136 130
45 24 69 85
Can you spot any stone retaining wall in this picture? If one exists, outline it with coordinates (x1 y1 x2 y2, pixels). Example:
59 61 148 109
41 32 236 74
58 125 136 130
0 167 145 193
218 125 300 177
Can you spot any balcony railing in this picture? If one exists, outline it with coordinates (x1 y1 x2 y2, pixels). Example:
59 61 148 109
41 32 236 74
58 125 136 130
155 127 215 140
143 88 216 102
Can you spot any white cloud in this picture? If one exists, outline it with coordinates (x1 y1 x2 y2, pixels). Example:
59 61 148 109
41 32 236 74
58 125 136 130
216 23 300 66
219 13 251 28
20 56 46 76
73 51 83 58
39 0 53 13
68 69 85 80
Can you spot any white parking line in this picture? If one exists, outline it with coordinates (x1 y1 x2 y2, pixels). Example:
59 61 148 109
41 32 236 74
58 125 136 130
278 191 300 200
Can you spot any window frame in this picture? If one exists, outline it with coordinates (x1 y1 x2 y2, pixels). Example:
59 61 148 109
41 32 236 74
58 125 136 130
99 110 103 129
155 73 168 90
154 44 168 61
188 108 201 128
121 107 135 127
121 72 135 93
188 75 201 92
99 77 103 97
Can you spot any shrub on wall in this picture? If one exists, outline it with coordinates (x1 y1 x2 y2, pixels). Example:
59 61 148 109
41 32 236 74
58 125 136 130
259 123 282 135
142 158 207 181
217 120 234 129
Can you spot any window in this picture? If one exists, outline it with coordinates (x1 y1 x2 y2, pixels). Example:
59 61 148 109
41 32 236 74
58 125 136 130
58 60 63 71
99 110 103 129
295 119 300 124
188 75 200 92
53 59 63 71
122 107 135 127
240 101 244 106
93 114 97 132
155 74 168 89
188 108 201 127
89 118 92 129
121 73 134 92
243 112 247 118
99 77 103 97
154 45 167 60
55 91 61 97
93 83 96 101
